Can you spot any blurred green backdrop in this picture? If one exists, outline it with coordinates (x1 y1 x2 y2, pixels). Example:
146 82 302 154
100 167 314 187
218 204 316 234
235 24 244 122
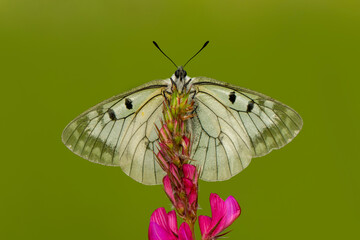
1 0 359 239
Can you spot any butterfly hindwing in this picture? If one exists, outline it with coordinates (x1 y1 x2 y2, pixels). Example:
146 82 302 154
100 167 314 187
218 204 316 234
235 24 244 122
62 79 169 185
190 77 303 181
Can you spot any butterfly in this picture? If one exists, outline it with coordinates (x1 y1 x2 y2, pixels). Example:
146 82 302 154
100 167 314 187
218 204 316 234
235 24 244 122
62 41 303 185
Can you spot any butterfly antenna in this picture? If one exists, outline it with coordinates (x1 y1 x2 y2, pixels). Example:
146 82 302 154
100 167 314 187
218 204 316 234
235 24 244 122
153 41 178 68
183 41 209 67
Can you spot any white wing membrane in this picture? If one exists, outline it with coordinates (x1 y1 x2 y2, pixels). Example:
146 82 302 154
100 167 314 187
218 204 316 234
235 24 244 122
62 75 302 185
190 77 303 181
62 80 169 185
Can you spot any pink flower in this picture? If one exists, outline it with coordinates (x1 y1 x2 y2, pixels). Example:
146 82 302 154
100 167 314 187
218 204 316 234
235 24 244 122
181 136 190 155
178 222 194 240
149 208 178 240
161 164 199 219
198 193 241 240
148 208 194 240
182 164 198 209
163 176 176 204
162 164 199 219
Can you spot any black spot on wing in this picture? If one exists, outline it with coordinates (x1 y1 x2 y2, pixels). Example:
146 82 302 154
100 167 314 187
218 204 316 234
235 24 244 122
125 98 133 109
107 109 117 120
229 91 236 104
247 101 254 113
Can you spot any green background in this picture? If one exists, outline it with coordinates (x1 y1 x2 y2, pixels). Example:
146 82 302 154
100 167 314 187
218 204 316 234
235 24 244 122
1 0 359 239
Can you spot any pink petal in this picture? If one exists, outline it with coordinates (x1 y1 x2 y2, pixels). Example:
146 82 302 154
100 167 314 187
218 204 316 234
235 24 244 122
193 170 199 186
224 196 241 229
163 176 175 203
169 164 181 186
175 200 185 214
182 136 190 147
156 152 169 170
173 120 179 133
183 164 196 180
183 164 199 186
198 215 212 236
209 193 226 224
188 189 197 207
163 124 172 140
159 142 168 150
149 208 179 240
180 122 185 135
159 127 169 142
178 222 194 240
150 208 169 230
181 136 190 155
167 210 178 235
200 194 242 238
183 178 193 195
208 193 227 236
148 222 176 240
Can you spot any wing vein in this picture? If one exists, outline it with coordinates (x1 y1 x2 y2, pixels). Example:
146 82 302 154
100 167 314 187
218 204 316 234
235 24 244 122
119 121 147 161
192 130 202 156
257 105 287 143
221 131 244 170
88 120 112 159
72 116 99 150
196 96 251 151
99 120 116 162
153 142 158 184
215 138 218 181
111 119 126 165
250 110 281 148
247 112 269 151
217 135 232 176
117 94 163 156
129 136 147 177
80 114 106 155
200 136 211 178
264 106 299 129
141 140 149 183
238 112 257 155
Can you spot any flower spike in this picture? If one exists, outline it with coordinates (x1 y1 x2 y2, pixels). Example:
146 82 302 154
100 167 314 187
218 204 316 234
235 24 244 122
150 83 241 240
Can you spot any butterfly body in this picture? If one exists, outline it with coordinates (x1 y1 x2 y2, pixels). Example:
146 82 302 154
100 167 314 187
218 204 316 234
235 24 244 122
62 68 302 185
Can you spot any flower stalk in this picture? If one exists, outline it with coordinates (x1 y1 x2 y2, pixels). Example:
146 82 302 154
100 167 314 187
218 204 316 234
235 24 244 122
155 86 198 233
148 85 241 240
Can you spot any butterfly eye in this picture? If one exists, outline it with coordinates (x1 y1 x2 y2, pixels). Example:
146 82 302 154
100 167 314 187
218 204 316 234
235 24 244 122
175 70 180 78
183 70 187 78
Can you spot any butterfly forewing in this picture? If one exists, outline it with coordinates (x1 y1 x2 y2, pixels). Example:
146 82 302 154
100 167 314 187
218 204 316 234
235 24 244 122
190 77 303 181
62 79 169 185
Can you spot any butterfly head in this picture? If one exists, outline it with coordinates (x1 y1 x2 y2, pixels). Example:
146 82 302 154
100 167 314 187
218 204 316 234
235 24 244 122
174 66 187 81
171 66 192 93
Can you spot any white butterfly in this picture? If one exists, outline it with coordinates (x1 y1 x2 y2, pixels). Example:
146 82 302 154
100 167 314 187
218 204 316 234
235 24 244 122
62 42 303 185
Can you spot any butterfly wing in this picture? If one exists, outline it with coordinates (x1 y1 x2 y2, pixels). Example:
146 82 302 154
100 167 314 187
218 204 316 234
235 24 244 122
190 77 303 181
62 79 169 185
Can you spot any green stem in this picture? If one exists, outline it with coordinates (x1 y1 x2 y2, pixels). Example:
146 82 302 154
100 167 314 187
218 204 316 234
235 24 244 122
186 218 196 240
